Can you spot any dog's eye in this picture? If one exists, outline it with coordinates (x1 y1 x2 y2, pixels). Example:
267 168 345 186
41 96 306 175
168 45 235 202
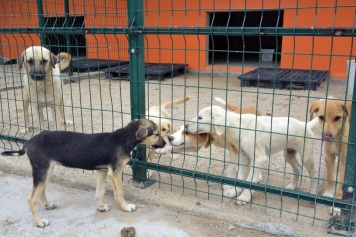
198 116 202 120
162 128 167 132
41 59 47 64
27 59 33 64
334 116 341 122
319 116 324 121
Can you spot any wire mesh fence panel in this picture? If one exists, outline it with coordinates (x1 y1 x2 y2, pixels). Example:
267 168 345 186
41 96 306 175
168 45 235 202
1 0 356 235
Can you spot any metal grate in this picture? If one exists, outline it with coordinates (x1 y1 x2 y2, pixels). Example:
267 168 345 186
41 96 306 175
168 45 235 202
69 58 129 73
237 68 329 90
103 63 188 80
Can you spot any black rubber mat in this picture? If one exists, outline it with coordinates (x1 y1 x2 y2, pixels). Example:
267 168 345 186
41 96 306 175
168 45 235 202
69 59 129 72
237 68 329 91
103 63 188 81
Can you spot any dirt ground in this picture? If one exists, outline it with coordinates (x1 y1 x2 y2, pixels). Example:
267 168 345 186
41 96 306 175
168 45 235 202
0 64 352 236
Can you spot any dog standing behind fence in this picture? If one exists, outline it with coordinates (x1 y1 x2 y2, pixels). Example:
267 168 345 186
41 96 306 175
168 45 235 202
1 118 166 228
309 98 352 218
18 46 73 134
185 105 319 205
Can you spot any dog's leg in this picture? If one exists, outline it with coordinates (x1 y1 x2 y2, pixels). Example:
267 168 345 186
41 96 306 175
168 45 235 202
323 153 337 197
223 150 248 198
147 147 156 178
32 103 44 131
329 146 347 218
284 149 302 191
39 163 56 210
55 93 73 127
21 90 31 134
236 149 266 205
107 165 136 212
302 144 318 195
95 170 110 212
28 163 53 228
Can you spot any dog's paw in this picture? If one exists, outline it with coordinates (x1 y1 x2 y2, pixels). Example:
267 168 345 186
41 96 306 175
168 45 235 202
236 190 252 205
285 183 299 191
63 120 73 126
223 185 239 197
123 204 137 212
147 170 153 178
329 207 341 218
171 154 178 160
155 148 168 155
20 127 32 134
97 204 110 212
156 146 173 155
36 219 49 228
44 203 56 210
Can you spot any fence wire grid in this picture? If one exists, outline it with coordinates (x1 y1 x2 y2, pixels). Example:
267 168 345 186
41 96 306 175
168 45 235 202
1 0 356 235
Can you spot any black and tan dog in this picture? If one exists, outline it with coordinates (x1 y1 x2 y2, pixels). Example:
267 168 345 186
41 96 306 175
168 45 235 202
1 118 166 228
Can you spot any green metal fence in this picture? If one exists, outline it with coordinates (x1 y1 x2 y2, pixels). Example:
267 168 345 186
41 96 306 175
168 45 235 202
1 0 356 235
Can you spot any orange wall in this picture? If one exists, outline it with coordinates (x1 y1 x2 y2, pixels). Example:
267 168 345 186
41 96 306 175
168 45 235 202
0 0 129 61
1 0 355 79
144 0 356 78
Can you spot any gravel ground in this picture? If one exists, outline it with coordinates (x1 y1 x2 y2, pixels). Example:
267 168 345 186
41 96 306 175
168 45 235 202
0 64 352 236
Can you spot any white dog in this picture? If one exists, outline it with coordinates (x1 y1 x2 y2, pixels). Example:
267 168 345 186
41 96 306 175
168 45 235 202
18 46 73 133
185 106 319 205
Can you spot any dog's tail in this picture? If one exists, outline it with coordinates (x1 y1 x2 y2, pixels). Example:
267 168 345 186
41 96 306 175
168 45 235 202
161 96 191 109
214 97 240 112
56 52 72 71
1 149 25 156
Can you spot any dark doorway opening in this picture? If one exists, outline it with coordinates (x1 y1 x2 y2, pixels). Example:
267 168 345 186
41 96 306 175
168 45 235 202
208 11 284 68
43 16 86 57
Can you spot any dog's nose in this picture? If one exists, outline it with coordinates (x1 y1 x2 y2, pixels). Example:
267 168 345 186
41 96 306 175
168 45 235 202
31 74 45 81
168 136 173 142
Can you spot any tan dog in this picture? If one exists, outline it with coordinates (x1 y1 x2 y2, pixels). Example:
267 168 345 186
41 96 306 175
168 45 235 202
18 46 72 134
309 98 352 217
146 96 191 177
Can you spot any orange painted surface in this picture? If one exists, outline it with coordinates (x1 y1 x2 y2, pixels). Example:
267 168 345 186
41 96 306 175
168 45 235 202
1 0 355 79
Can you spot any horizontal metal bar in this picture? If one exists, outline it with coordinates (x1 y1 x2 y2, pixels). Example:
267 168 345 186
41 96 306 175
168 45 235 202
0 27 354 36
130 159 355 209
0 134 27 144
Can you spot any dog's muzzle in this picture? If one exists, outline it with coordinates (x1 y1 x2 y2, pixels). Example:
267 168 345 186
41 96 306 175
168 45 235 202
152 138 166 149
30 73 46 81
323 133 334 142
322 133 334 141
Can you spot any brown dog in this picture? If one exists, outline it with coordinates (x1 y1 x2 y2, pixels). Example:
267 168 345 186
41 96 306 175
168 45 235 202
309 98 352 217
18 46 72 134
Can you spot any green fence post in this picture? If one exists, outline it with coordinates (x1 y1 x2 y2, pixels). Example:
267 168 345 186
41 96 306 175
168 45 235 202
328 71 356 234
127 0 149 186
36 0 45 46
63 0 72 75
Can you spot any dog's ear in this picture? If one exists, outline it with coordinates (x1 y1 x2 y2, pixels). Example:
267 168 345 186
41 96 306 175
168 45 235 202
309 101 321 121
203 134 214 148
51 53 58 68
212 112 228 136
18 52 24 69
344 102 352 122
136 125 148 140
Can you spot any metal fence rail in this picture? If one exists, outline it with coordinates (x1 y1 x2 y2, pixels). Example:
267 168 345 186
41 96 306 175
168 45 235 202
1 0 356 235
